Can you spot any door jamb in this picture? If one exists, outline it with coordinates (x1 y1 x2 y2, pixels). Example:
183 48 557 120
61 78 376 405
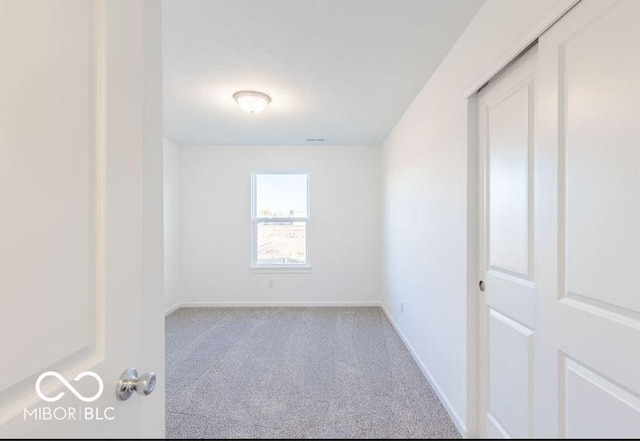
465 92 479 437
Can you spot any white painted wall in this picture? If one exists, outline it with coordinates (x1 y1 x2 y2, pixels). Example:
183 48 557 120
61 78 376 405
381 0 571 434
171 144 381 305
163 137 181 311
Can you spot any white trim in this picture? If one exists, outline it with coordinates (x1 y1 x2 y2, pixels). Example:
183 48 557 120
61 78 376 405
487 413 511 439
379 302 467 438
167 301 381 309
465 93 480 438
249 265 312 274
164 303 182 316
463 0 579 98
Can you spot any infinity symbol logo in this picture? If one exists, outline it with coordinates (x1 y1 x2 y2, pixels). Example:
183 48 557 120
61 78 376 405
35 371 104 403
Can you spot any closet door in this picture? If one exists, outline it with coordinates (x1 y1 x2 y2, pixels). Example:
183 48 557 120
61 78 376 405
476 47 537 439
535 0 640 437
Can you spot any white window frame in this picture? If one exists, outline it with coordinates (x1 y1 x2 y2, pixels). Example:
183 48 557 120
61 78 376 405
250 170 311 273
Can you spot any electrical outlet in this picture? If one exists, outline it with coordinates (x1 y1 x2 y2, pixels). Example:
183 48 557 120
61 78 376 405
268 280 275 289
400 302 404 314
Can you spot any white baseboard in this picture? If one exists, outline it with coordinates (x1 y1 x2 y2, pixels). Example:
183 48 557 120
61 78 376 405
379 303 467 438
164 303 182 316
165 300 380 314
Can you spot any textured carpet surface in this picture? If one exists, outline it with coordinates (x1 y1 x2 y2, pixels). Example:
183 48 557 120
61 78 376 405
165 307 460 439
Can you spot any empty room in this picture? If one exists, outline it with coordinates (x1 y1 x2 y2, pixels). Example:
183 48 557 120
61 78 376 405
1 0 639 439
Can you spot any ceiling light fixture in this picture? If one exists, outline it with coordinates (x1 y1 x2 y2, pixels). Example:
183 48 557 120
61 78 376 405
233 90 271 113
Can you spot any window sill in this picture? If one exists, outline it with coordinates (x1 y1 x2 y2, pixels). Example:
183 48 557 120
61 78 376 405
250 265 312 274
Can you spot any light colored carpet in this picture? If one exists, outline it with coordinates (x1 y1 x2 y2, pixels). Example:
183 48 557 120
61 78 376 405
165 307 460 439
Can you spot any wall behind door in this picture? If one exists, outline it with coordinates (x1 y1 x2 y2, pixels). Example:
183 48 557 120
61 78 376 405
164 137 181 311
164 144 381 308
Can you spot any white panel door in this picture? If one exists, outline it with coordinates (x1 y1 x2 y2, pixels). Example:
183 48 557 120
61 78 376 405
535 0 640 437
0 0 164 438
477 47 537 439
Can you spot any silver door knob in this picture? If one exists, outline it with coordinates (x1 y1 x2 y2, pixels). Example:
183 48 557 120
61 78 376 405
479 280 485 292
116 368 156 401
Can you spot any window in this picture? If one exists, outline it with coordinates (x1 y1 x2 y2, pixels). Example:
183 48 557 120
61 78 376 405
251 171 310 270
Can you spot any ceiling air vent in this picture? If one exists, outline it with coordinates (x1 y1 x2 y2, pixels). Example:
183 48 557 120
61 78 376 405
306 138 326 142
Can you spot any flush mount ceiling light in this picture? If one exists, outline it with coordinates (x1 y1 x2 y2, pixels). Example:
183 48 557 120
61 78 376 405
233 90 271 113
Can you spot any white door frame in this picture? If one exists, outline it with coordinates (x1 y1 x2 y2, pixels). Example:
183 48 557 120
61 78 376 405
465 0 580 437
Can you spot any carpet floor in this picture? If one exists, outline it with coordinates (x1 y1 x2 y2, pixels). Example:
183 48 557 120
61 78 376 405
165 307 460 439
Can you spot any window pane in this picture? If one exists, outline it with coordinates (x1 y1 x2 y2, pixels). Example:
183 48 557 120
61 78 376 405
257 221 306 265
256 173 307 218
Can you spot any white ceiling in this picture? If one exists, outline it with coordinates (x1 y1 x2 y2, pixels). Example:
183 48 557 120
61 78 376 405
163 0 485 146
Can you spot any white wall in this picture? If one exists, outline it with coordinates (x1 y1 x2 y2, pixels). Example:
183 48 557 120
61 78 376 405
381 0 571 434
171 144 381 305
163 137 181 311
